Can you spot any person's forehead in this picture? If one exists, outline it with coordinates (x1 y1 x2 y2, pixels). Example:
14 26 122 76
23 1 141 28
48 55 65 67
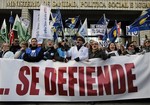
3 44 9 47
21 45 26 47
93 42 98 44
47 41 53 45
14 39 19 42
31 39 37 42
110 43 115 46
48 41 53 43
130 43 134 45
77 38 82 40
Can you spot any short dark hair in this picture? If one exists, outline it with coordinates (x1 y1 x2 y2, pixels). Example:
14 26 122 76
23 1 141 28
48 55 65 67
14 39 19 42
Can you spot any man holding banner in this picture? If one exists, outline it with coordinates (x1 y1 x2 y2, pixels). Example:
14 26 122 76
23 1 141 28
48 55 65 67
23 38 44 62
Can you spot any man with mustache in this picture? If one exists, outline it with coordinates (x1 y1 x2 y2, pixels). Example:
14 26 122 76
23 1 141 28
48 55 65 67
67 36 88 62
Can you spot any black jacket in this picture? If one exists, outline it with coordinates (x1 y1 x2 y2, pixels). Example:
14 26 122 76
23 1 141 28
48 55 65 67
89 49 109 60
43 47 57 60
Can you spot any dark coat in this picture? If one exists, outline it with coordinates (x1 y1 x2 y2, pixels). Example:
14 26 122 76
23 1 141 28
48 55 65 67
10 44 21 54
89 49 109 60
43 47 57 60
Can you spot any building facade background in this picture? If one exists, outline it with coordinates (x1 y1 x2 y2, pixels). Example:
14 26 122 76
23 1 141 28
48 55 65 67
0 0 150 104
0 0 150 45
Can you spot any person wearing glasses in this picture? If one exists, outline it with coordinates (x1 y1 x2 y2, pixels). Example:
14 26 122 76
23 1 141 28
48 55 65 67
125 42 137 55
89 40 110 60
10 39 21 54
67 36 88 62
142 39 150 53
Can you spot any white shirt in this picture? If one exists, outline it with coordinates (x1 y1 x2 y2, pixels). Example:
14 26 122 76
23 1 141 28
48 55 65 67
106 50 119 56
3 51 14 59
67 45 88 61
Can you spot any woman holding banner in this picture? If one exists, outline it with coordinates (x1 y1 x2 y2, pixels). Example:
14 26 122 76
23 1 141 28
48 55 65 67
89 40 110 60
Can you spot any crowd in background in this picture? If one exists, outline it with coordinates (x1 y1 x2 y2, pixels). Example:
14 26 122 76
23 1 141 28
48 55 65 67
0 36 150 63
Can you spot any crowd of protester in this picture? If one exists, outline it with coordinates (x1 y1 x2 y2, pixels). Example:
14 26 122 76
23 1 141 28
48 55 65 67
0 36 150 62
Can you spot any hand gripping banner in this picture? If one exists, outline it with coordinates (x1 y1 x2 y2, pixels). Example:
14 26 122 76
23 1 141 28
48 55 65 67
0 53 150 101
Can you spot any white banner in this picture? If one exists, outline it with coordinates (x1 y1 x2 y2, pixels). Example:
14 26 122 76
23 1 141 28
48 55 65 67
20 17 30 32
0 53 150 101
126 26 139 36
78 18 88 37
90 24 107 36
39 5 52 40
31 10 43 44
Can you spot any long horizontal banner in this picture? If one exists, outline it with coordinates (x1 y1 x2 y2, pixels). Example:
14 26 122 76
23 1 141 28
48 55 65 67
0 53 150 102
